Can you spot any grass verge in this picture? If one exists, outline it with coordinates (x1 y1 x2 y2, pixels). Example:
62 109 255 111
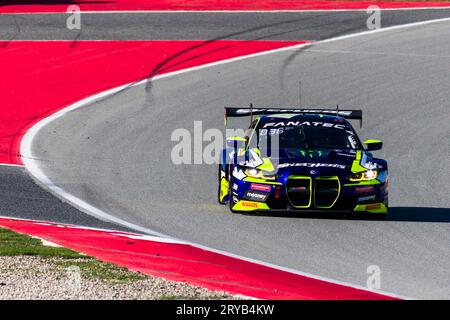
0 227 82 258
0 227 236 299
0 227 147 284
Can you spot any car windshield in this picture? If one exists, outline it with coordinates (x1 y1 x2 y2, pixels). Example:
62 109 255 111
252 123 360 150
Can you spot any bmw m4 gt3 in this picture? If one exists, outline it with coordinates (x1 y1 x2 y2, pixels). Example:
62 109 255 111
218 107 388 216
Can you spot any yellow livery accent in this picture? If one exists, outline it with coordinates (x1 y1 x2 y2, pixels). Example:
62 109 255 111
243 177 282 185
232 200 270 211
227 136 247 142
344 180 381 187
219 178 229 203
351 150 367 173
364 139 382 144
354 203 388 214
257 157 275 172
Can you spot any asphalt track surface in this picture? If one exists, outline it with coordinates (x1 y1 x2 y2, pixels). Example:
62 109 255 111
0 165 131 231
24 17 450 298
2 10 450 40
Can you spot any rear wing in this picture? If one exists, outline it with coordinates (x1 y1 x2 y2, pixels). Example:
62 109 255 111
224 106 363 128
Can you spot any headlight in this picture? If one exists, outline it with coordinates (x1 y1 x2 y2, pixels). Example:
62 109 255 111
348 170 378 182
244 168 277 180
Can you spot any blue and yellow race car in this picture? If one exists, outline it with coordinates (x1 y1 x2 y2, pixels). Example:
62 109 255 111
218 107 389 216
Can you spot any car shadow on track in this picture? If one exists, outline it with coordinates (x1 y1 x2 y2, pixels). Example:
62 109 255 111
240 207 450 223
387 207 450 223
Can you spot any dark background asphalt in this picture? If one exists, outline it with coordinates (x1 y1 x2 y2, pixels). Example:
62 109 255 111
0 165 131 231
1 10 450 41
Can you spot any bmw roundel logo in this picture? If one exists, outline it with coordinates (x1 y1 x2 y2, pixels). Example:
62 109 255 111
310 170 316 175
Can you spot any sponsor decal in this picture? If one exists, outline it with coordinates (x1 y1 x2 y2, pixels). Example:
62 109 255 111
336 152 357 158
278 163 346 170
250 183 271 192
244 190 269 202
241 201 259 208
366 203 381 210
358 195 376 202
355 186 375 193
263 121 347 130
232 183 239 191
259 128 284 136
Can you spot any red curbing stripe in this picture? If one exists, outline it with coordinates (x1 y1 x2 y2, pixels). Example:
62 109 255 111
1 0 450 13
0 217 398 300
0 39 308 165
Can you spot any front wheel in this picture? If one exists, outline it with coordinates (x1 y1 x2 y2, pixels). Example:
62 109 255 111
228 177 239 213
218 164 228 205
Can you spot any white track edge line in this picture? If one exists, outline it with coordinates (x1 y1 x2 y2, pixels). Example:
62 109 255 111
0 163 24 167
21 16 450 300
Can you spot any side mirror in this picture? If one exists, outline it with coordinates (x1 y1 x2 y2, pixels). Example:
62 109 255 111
364 139 383 151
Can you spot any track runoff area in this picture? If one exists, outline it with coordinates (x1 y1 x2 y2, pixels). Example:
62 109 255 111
0 0 449 311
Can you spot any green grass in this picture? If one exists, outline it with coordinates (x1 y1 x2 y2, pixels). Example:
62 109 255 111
56 260 147 284
0 228 82 258
0 227 146 284
0 227 236 298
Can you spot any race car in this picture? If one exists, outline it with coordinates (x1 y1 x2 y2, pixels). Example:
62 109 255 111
218 107 389 216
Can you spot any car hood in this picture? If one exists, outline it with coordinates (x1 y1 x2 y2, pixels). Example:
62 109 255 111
240 147 381 176
264 148 362 176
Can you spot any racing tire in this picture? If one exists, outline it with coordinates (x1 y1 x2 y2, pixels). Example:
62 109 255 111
217 165 227 205
228 177 240 213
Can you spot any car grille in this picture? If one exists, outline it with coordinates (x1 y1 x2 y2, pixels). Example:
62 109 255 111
286 177 311 208
314 177 340 208
287 176 340 209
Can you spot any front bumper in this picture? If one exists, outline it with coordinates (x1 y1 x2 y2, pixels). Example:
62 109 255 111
230 176 388 214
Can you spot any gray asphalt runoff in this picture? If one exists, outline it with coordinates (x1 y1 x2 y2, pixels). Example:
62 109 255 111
0 166 131 232
1 10 450 40
28 19 450 299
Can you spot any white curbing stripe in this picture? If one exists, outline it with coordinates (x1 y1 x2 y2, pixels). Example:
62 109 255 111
20 16 450 300
0 163 24 167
